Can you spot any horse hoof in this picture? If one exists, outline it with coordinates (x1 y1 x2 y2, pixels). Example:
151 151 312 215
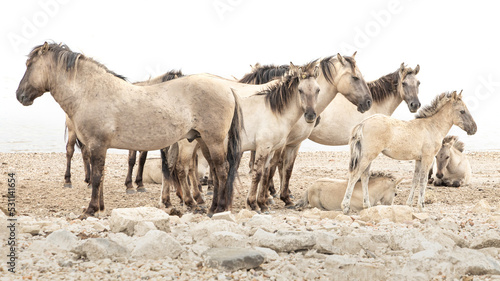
267 199 275 205
136 187 147 193
64 183 72 188
126 189 136 194
285 204 295 210
263 210 270 215
87 183 92 189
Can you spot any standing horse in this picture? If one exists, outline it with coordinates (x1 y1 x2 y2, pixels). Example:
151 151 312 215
429 136 471 187
240 53 373 207
309 63 421 145
342 91 477 214
16 42 243 217
63 70 183 192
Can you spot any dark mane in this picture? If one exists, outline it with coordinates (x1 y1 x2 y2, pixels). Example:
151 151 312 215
319 55 356 85
29 42 127 81
239 64 289 85
368 70 399 102
160 70 184 82
415 92 452 119
255 60 318 114
355 171 396 183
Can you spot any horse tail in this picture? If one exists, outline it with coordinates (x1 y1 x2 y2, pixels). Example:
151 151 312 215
226 88 244 206
160 143 179 183
294 190 309 208
349 123 364 173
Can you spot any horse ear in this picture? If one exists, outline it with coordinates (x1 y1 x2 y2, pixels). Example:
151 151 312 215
414 64 420 75
314 65 320 78
458 89 463 99
399 62 405 73
337 53 346 66
352 51 357 58
39 42 50 55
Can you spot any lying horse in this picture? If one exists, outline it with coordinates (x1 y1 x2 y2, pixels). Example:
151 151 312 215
295 172 402 211
429 136 471 187
342 91 477 214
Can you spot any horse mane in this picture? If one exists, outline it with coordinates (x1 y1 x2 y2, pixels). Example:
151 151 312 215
368 70 399 102
239 64 289 84
369 171 396 180
256 60 318 114
442 135 465 152
319 55 356 85
160 70 184 82
415 92 453 119
28 42 127 81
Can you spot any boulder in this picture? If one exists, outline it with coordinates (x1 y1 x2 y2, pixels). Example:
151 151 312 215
360 205 413 223
252 229 316 252
72 238 128 260
206 231 248 248
130 230 183 259
253 247 279 262
202 248 264 271
211 211 236 223
246 214 274 232
133 221 157 237
46 229 78 251
190 219 243 243
470 230 500 249
109 207 170 236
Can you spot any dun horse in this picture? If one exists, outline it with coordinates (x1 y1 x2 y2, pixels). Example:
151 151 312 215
342 91 477 214
63 70 183 192
429 136 471 187
295 172 402 211
16 42 243 217
241 53 373 206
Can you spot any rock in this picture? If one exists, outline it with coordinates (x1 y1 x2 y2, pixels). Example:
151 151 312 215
133 221 157 237
471 230 500 249
421 228 461 249
389 229 440 253
246 214 274 232
302 208 321 219
319 211 342 220
190 220 243 244
314 232 341 254
107 232 136 253
131 230 183 259
72 238 128 261
252 229 316 252
207 231 248 248
472 199 492 213
46 229 78 251
202 248 264 271
360 205 412 223
236 209 255 222
211 211 236 223
325 255 387 280
412 212 430 221
253 247 279 262
334 214 354 223
109 207 170 236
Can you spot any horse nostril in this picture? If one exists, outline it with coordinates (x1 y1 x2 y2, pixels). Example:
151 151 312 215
366 99 372 108
436 173 443 179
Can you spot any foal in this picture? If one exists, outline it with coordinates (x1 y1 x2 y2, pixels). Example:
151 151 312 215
342 91 477 214
429 136 472 187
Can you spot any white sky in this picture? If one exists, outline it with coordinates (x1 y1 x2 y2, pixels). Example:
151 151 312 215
1 0 499 152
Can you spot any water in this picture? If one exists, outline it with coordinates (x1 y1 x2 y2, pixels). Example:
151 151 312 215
2 76 499 154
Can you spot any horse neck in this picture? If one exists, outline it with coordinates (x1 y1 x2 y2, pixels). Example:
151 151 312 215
421 102 454 140
315 73 338 114
368 74 403 115
447 148 464 172
279 85 306 127
50 62 125 118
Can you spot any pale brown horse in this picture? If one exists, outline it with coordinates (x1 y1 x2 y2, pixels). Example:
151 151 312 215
342 91 477 214
63 70 183 191
16 42 243 217
429 135 472 187
240 53 373 206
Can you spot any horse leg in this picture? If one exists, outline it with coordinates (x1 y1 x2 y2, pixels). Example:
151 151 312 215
257 152 275 213
360 163 372 209
135 151 148 192
160 148 172 208
124 150 137 194
267 149 282 198
406 160 422 206
190 153 205 205
197 139 222 216
81 146 106 219
417 158 433 211
341 157 373 214
249 150 255 174
176 164 196 209
280 145 300 207
247 148 269 212
82 144 91 187
64 131 77 188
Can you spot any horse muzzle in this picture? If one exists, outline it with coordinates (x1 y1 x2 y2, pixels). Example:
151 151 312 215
408 101 421 113
16 91 34 106
466 122 477 135
436 172 443 179
357 98 372 113
304 111 317 123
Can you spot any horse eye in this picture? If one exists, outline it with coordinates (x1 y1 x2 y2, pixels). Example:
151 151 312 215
446 156 450 159
316 88 320 94
402 82 408 86
298 89 303 94
417 81 421 86
460 110 465 114
352 76 359 81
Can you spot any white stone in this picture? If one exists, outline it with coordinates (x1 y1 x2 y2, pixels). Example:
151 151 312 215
72 238 128 260
190 220 243 243
133 221 157 237
471 230 500 249
46 229 78 251
236 209 256 222
109 207 170 236
360 205 413 223
211 211 236 223
131 230 183 259
207 231 248 248
252 229 316 252
472 199 493 214
246 214 274 232
253 247 279 262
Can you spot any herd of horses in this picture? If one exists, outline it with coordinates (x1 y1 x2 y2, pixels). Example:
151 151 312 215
15 42 476 218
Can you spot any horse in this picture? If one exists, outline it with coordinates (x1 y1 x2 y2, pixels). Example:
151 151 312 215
295 172 402 211
16 42 243 217
240 53 373 207
63 70 183 192
342 90 477 214
428 136 471 187
309 63 421 145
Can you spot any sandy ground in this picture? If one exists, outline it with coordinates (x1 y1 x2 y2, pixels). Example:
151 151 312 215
1 150 499 217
